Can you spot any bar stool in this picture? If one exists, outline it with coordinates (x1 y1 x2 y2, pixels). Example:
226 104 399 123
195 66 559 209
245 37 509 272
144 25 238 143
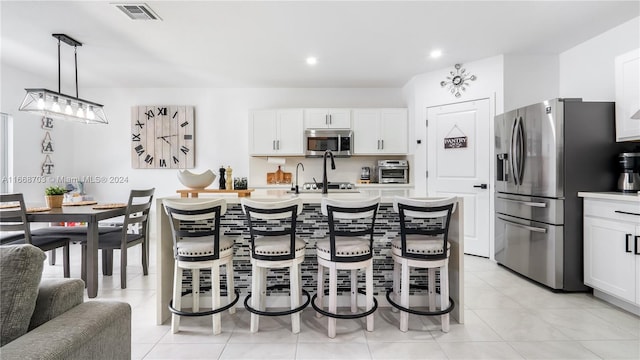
386 196 456 332
163 198 239 335
311 197 380 338
241 197 310 334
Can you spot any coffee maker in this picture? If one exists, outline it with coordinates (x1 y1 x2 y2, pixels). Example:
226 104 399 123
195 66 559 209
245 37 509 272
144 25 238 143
617 152 640 192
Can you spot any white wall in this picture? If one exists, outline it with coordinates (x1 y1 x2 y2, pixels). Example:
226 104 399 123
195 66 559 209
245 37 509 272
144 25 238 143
560 16 640 100
503 54 559 112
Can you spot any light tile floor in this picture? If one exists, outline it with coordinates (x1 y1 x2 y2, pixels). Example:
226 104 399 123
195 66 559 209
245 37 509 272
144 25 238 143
41 247 640 360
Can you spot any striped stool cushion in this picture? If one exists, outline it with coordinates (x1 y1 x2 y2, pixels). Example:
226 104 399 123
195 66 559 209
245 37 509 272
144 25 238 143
177 236 235 258
249 236 306 257
316 237 370 261
391 235 450 256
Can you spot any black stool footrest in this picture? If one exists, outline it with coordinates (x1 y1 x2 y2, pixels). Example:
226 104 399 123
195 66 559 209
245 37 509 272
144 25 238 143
169 289 240 317
311 288 378 320
244 284 311 317
385 288 455 316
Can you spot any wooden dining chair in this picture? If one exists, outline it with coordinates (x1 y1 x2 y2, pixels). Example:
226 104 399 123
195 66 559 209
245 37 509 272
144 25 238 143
0 193 71 277
78 188 155 289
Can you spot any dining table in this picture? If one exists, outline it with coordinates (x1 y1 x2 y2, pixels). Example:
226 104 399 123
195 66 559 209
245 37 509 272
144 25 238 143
26 205 127 298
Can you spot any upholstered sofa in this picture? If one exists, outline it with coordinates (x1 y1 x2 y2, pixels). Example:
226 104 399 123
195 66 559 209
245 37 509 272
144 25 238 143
0 244 131 359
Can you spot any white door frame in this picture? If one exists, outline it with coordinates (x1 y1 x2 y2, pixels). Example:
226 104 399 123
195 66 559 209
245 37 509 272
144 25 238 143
426 97 497 260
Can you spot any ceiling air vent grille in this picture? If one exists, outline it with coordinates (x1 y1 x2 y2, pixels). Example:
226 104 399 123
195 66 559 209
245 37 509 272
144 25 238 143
114 3 161 20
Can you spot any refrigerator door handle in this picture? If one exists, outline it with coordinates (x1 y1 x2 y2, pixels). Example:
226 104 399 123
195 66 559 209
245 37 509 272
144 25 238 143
510 117 519 186
497 215 548 233
496 196 547 208
516 116 525 185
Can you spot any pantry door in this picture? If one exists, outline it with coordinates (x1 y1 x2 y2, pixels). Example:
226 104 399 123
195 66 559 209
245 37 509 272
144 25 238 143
427 99 491 257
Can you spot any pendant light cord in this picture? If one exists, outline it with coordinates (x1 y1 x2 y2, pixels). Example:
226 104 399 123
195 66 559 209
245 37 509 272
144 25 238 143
55 37 80 98
74 45 78 98
57 38 61 93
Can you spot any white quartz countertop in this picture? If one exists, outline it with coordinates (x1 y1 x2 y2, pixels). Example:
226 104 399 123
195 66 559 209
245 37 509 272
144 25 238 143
165 189 407 204
251 183 413 189
578 192 640 202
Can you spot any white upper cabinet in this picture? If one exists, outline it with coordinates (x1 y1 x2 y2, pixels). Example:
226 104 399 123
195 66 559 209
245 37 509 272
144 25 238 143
353 108 408 155
304 108 351 129
615 48 640 142
249 109 303 156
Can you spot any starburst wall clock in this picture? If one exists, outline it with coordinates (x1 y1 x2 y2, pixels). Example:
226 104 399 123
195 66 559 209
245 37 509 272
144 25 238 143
440 63 477 98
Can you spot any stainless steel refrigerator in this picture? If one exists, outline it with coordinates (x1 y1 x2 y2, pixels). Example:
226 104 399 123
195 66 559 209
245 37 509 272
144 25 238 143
494 98 624 291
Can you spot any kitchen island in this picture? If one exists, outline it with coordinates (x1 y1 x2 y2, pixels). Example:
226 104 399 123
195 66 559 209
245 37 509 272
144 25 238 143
155 190 465 326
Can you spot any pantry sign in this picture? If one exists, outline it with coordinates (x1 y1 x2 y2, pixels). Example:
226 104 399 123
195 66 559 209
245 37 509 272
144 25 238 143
444 136 468 149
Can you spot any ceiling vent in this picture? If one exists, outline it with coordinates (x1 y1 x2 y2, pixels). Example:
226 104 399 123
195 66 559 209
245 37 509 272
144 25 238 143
114 3 161 20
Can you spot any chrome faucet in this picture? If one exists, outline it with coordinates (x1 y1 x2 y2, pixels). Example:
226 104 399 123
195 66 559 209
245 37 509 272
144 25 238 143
322 150 336 194
294 162 305 194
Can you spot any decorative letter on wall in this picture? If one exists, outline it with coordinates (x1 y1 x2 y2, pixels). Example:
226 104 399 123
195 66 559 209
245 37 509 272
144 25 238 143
41 117 54 130
42 154 55 176
130 105 195 169
42 132 54 153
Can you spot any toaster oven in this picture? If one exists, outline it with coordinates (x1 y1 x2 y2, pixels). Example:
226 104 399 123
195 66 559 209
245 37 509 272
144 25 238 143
377 160 409 184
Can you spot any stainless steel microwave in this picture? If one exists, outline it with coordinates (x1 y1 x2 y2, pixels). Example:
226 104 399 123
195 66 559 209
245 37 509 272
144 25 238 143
304 129 353 157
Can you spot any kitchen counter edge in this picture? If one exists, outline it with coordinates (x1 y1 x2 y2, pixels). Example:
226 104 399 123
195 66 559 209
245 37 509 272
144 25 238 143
577 192 640 202
164 189 413 204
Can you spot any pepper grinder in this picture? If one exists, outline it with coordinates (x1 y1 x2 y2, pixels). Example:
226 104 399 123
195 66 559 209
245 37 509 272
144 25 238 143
219 166 226 190
226 166 233 190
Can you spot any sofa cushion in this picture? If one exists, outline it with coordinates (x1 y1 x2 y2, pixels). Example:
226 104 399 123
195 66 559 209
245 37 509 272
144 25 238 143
28 279 85 331
0 244 46 346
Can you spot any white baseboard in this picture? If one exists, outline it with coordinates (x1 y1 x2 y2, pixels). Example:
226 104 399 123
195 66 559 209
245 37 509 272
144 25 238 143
593 290 640 316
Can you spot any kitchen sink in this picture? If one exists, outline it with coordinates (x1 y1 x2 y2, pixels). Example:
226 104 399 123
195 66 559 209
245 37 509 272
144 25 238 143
286 189 360 194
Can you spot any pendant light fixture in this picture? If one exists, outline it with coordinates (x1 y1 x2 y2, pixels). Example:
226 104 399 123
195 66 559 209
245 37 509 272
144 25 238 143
18 34 107 124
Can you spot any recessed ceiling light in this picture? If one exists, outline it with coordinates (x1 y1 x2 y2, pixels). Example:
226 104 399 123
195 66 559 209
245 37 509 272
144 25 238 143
306 57 318 66
430 49 442 58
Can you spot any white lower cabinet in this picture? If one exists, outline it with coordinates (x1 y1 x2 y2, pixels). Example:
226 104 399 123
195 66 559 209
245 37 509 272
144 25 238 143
583 197 640 308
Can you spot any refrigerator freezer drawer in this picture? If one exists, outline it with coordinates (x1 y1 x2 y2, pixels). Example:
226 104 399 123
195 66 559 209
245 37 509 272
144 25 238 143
495 193 564 225
495 213 564 289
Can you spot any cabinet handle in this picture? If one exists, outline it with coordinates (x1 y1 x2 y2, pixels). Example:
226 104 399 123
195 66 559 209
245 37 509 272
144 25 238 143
329 114 332 124
614 210 640 216
277 140 280 150
381 139 384 149
325 114 328 125
626 234 632 253
273 140 276 150
635 235 639 255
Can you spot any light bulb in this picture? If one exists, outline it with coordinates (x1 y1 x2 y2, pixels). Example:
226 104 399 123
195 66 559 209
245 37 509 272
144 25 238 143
87 106 95 120
37 94 45 110
430 49 442 58
51 96 61 112
65 100 73 115
76 104 84 118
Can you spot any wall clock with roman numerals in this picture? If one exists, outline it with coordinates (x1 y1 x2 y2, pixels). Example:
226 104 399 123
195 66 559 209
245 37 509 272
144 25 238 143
131 105 195 169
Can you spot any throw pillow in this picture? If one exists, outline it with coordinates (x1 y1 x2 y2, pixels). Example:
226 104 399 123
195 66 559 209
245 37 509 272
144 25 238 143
0 244 45 346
